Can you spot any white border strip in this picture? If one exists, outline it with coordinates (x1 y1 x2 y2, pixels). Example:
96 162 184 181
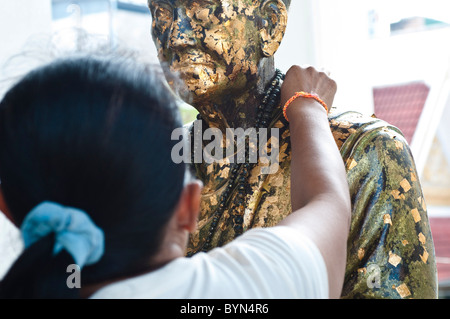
428 205 450 218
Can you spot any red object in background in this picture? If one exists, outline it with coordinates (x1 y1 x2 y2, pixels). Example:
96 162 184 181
429 218 450 283
373 82 430 144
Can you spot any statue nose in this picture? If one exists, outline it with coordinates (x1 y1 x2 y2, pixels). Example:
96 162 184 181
169 9 197 49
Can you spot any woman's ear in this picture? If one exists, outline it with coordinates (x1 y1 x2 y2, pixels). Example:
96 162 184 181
176 180 203 233
0 187 14 225
258 0 288 57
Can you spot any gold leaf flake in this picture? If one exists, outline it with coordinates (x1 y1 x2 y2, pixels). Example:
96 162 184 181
395 284 411 298
420 249 429 263
217 157 230 166
269 205 280 219
249 165 260 184
210 196 218 206
388 251 402 267
278 142 289 162
270 173 284 187
264 196 278 205
418 196 427 211
190 230 200 247
383 214 392 225
347 158 358 170
418 232 426 245
338 121 352 129
391 190 405 200
219 166 230 178
411 208 421 223
196 8 210 22
235 48 246 60
358 248 365 260
273 120 284 129
394 140 404 150
281 130 290 139
400 179 411 193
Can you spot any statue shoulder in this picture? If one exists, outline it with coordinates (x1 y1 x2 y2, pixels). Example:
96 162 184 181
328 109 405 158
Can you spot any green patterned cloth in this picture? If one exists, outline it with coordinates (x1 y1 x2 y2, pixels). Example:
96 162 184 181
188 110 438 299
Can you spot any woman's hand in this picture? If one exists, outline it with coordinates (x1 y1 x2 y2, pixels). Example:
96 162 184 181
281 65 337 118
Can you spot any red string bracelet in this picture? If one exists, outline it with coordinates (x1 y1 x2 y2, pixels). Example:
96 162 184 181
283 91 329 122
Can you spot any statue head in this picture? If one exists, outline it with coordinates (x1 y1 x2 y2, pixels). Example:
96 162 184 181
148 1 290 105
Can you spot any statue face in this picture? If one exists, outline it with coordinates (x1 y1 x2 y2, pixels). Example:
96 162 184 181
149 0 287 103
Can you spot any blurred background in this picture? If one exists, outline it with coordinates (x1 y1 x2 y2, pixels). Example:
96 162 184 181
0 0 449 297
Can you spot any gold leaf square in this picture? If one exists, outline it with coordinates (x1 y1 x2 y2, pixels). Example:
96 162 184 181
389 251 402 267
420 248 429 263
395 140 404 150
400 179 412 193
391 190 405 200
347 158 358 170
358 248 365 261
383 214 392 225
411 208 421 223
395 284 411 298
418 232 426 245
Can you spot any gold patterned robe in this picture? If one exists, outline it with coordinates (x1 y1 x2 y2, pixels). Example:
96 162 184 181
187 109 438 299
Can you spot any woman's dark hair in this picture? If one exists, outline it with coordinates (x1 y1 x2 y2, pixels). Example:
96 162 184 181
0 55 186 298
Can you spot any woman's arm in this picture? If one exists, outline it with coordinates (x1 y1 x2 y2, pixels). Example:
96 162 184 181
278 66 351 298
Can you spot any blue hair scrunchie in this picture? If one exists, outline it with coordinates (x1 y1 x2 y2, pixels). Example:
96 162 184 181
21 201 104 269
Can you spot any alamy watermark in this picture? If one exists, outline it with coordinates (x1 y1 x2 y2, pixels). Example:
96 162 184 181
366 264 381 289
66 263 383 290
171 120 281 175
66 264 81 289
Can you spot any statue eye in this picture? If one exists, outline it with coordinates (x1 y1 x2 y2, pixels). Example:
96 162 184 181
153 3 173 31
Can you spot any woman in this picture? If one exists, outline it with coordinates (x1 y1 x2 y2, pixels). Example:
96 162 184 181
0 55 350 298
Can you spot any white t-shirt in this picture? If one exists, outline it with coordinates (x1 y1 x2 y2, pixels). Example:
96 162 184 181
90 226 328 299
0 212 23 280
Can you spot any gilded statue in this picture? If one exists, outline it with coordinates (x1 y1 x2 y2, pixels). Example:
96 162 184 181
148 0 437 298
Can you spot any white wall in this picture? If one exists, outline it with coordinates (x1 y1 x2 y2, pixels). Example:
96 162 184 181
318 0 374 115
276 0 375 115
437 93 450 168
0 0 52 98
369 27 450 175
276 0 317 70
277 0 450 118
0 0 52 279
367 28 450 87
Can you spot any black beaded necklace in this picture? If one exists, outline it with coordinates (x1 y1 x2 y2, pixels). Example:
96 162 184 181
188 70 285 255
